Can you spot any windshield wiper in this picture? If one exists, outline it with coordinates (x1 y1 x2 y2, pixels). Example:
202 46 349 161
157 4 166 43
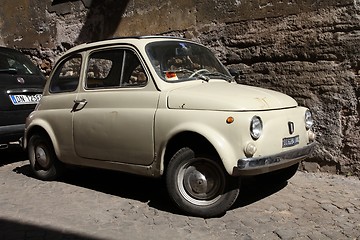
164 68 211 81
163 68 193 74
163 69 232 82
203 72 234 82
0 68 17 74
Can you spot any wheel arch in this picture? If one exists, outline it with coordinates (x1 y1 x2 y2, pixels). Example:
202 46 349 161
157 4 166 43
25 122 60 159
162 130 232 176
164 135 241 217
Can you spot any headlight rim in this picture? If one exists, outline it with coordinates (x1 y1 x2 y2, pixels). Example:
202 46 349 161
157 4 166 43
250 116 263 140
305 110 314 130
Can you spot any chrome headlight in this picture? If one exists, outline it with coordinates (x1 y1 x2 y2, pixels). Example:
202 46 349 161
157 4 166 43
250 116 263 140
305 110 314 130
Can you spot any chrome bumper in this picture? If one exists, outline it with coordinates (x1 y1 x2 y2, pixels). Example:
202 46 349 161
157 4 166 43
234 142 316 176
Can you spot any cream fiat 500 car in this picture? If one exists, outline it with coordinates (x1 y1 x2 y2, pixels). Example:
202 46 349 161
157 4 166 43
23 36 315 217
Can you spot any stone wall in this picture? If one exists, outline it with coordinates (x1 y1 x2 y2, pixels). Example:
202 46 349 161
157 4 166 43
0 0 359 177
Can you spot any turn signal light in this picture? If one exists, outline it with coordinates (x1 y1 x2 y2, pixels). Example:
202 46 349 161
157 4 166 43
226 117 234 124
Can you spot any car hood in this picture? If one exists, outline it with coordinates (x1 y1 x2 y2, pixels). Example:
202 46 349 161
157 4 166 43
167 81 298 111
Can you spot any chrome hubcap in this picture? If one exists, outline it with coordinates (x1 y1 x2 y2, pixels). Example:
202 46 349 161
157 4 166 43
184 166 216 198
35 146 49 168
178 158 225 205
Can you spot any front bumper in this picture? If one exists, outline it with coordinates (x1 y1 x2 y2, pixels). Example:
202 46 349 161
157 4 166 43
234 142 316 176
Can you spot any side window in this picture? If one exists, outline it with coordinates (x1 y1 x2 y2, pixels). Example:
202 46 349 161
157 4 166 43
50 55 82 93
85 48 148 89
86 50 123 89
121 50 148 87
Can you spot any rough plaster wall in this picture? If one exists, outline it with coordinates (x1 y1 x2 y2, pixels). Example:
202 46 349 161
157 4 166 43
169 2 360 176
0 0 359 176
217 6 360 176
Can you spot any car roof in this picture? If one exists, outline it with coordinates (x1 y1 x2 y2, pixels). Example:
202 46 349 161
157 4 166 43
61 36 198 56
0 46 25 56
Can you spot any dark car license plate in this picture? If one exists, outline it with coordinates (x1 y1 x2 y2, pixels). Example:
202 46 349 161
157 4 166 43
282 135 300 148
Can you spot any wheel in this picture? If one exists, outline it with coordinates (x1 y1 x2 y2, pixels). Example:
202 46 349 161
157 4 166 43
28 134 64 180
166 147 240 218
189 69 210 78
257 162 300 184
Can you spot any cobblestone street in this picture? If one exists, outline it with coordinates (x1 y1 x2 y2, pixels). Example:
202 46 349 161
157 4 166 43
0 147 359 240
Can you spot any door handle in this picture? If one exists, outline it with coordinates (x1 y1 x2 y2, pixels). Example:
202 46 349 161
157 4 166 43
74 99 87 104
71 99 87 112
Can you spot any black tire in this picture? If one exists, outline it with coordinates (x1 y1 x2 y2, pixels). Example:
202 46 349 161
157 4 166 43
257 162 300 184
28 134 64 181
166 147 240 218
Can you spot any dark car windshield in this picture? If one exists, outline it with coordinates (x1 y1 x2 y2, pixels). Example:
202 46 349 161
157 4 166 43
146 41 231 82
0 50 40 75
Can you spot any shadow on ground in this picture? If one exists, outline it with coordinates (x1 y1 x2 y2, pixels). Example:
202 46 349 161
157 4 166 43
14 163 288 217
233 177 288 209
0 144 27 167
0 217 100 240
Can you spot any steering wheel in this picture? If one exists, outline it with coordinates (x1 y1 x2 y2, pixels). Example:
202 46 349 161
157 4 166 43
189 69 210 78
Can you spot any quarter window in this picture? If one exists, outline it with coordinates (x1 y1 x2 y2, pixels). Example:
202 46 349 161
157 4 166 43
50 55 82 93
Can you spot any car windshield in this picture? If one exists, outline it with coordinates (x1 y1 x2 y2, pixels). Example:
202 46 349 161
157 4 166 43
0 51 40 75
146 41 232 82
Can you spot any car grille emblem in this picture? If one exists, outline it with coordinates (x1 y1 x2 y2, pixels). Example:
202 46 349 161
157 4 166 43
17 77 25 84
288 121 295 135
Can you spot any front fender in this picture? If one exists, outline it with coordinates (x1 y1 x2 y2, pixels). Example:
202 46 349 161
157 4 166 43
155 111 242 175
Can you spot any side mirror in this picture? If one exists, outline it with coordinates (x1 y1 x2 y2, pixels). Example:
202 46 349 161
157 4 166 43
228 69 239 77
228 68 243 83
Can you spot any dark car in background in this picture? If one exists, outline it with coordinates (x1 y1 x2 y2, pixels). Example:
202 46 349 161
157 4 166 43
0 47 45 149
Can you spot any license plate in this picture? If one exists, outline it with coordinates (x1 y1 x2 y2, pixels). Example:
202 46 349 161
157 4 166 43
282 135 300 148
9 94 42 105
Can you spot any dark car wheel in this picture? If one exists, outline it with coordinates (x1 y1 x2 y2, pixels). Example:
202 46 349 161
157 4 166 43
166 147 240 218
28 134 64 180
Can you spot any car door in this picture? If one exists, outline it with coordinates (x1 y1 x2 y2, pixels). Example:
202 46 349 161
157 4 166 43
73 48 159 165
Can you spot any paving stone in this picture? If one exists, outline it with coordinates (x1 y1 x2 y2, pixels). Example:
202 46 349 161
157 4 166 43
307 231 332 240
0 159 359 240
